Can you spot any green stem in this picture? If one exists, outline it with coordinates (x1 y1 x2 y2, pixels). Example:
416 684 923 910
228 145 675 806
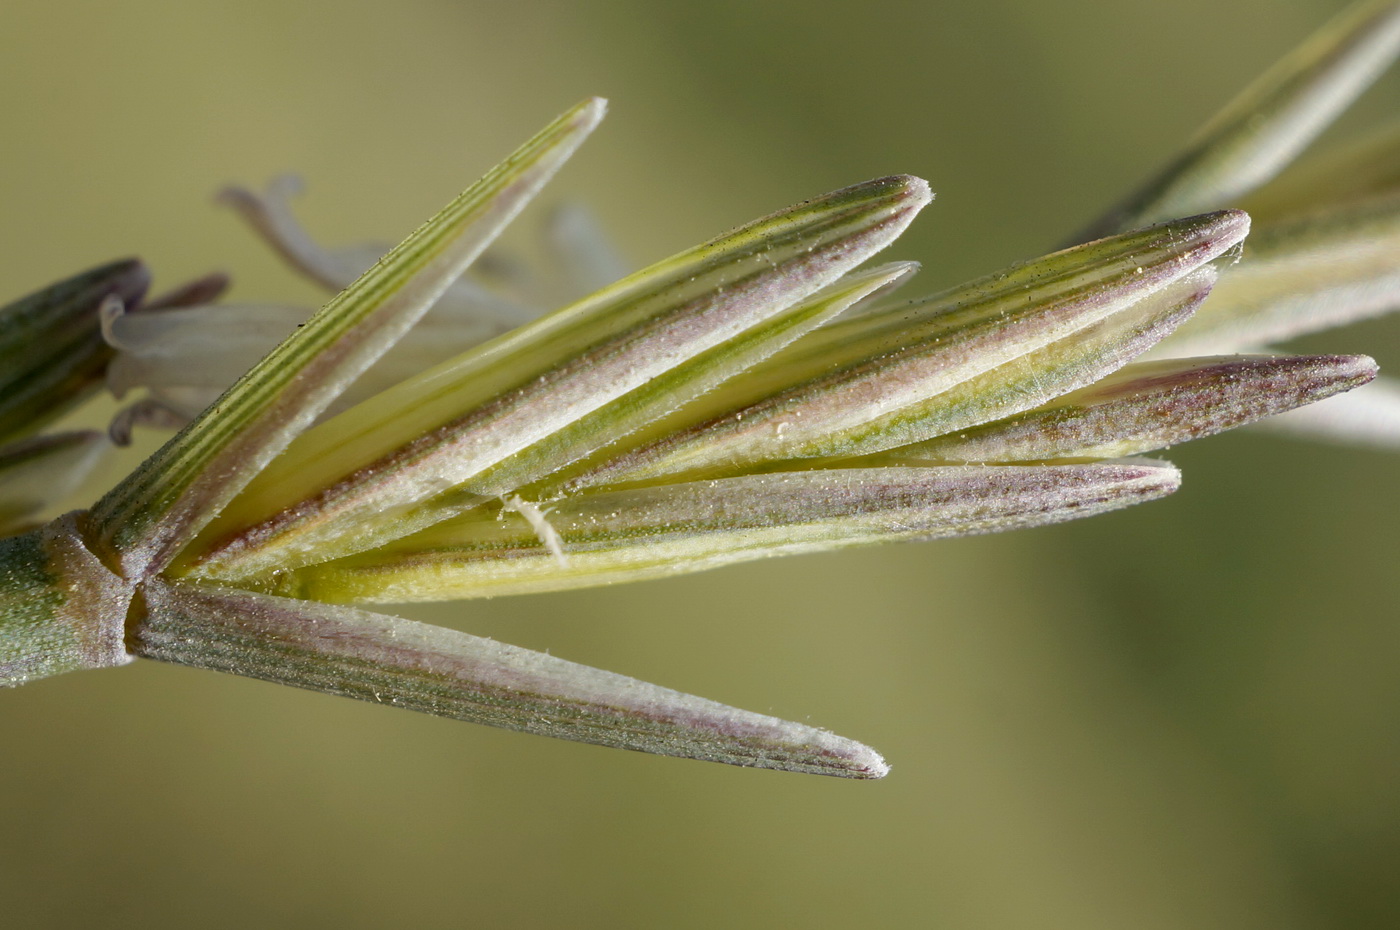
0 512 134 685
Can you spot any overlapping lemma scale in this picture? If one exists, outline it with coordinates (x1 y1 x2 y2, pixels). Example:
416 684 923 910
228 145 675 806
551 212 1247 492
176 176 933 584
249 463 1181 603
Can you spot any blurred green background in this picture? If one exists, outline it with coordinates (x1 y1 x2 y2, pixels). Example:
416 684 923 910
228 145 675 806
2 1 1398 927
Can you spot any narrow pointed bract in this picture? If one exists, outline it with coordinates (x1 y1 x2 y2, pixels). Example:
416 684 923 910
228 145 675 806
1070 0 1400 451
257 463 1182 603
178 175 932 583
561 213 1246 490
88 98 607 579
1077 0 1400 238
887 355 1378 464
135 578 888 778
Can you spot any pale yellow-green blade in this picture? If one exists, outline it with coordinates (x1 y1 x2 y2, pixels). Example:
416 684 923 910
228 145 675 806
562 214 1245 490
880 354 1376 464
87 98 605 578
1158 191 1400 354
180 176 932 583
1077 0 1400 238
256 462 1179 603
136 577 888 778
0 432 108 536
